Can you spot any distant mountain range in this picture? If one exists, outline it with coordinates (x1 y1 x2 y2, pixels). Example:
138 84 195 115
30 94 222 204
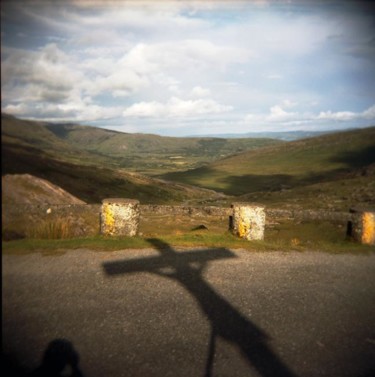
190 130 338 141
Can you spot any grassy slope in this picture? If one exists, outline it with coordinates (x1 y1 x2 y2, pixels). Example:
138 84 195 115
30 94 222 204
1 114 117 167
161 127 375 210
2 142 220 204
45 122 283 174
3 114 375 210
2 114 282 175
1 115 220 204
52 124 281 156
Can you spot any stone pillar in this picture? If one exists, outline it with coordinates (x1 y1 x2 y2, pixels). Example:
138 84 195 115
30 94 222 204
348 208 375 245
230 203 265 241
101 198 140 236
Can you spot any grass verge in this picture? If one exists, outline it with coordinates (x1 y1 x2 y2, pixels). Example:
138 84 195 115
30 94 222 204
2 228 374 255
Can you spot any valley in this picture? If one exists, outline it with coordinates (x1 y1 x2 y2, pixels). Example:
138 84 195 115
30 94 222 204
161 127 375 210
2 113 375 211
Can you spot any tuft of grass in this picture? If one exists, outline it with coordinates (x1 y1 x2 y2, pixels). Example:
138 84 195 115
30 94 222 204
26 219 75 239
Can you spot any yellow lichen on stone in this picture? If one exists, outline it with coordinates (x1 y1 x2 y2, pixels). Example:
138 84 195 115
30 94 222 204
102 203 115 235
238 219 248 238
101 199 140 237
231 203 265 241
362 212 375 245
237 207 251 238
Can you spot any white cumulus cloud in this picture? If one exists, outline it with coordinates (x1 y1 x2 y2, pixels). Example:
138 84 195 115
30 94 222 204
2 0 374 135
190 86 211 98
123 97 232 118
362 104 375 119
317 110 357 121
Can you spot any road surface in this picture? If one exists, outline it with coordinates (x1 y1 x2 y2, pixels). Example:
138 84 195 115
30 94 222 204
3 242 375 377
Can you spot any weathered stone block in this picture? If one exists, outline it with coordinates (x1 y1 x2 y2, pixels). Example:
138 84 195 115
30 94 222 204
348 208 375 245
101 199 140 236
230 203 265 241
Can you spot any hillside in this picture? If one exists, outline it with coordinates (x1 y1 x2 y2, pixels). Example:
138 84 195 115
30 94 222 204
44 122 283 175
3 114 374 210
2 113 282 175
161 127 375 210
1 141 220 204
2 174 86 205
0 114 278 204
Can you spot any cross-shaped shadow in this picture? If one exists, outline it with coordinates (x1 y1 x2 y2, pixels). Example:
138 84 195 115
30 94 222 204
103 238 298 377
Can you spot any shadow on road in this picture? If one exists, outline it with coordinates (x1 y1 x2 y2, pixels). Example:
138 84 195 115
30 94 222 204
103 239 298 377
2 339 84 377
30 339 84 377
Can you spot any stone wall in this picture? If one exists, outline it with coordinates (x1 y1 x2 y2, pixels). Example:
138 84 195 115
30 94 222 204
2 204 101 240
141 205 353 223
2 202 355 241
265 208 353 223
140 204 232 217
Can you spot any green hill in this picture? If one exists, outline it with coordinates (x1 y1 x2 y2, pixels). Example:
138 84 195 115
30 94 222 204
1 114 114 167
2 113 282 175
2 141 221 204
1 113 280 204
1 114 221 204
161 127 375 210
44 122 282 174
3 114 374 210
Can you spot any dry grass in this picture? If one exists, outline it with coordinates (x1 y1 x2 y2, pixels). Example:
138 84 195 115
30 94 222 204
26 219 75 239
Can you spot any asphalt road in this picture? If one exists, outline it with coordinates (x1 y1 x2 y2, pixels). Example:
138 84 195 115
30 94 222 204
3 241 375 377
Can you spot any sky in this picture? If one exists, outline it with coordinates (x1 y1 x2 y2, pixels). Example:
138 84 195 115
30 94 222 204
1 0 375 136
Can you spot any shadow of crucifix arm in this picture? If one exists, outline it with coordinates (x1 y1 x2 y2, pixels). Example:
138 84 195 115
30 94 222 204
103 239 298 377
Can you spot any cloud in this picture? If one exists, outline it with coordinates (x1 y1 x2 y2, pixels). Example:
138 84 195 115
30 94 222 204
137 39 252 73
267 105 296 121
281 99 298 108
123 97 232 118
317 110 357 121
3 100 122 122
362 104 375 119
2 44 82 102
316 105 375 121
190 86 211 98
266 74 283 80
244 103 375 130
82 39 251 98
1 0 374 135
